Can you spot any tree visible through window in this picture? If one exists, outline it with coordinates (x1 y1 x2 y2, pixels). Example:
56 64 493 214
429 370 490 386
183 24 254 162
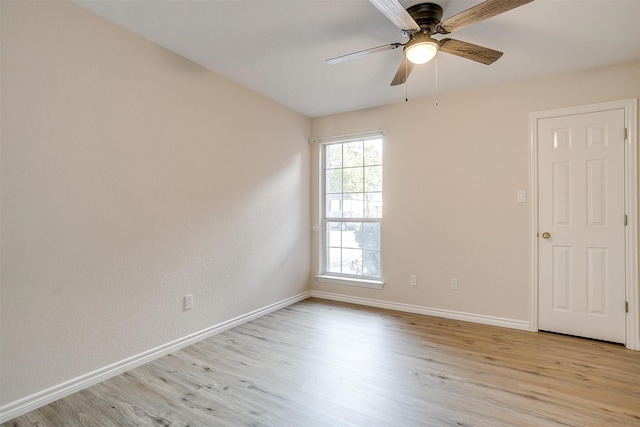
322 137 382 280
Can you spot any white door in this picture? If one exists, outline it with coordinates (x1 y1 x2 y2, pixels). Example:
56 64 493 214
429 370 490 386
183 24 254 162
538 108 626 343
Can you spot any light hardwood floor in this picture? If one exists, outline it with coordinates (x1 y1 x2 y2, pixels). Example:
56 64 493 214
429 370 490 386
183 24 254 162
4 298 640 426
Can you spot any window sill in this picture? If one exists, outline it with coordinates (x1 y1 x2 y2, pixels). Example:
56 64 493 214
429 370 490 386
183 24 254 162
315 275 384 289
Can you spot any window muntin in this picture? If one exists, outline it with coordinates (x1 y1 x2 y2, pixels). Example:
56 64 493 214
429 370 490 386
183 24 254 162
322 138 382 280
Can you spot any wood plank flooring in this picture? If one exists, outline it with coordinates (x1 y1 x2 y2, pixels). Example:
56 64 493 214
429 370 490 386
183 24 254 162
4 298 640 426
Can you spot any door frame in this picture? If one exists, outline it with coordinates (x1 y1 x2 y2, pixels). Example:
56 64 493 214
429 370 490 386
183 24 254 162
528 98 639 350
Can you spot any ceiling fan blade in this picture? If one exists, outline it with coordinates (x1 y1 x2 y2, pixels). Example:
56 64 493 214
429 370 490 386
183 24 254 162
439 38 503 65
327 43 402 65
390 57 415 86
369 0 420 31
438 0 533 34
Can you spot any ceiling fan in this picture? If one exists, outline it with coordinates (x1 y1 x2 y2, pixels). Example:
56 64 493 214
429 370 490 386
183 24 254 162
327 0 533 86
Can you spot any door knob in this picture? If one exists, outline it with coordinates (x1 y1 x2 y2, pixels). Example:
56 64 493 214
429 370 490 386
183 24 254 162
542 232 551 239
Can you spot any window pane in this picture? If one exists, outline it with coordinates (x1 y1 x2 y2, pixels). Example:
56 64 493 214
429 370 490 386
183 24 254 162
343 141 364 167
326 169 342 193
343 193 363 218
341 222 361 249
326 144 342 168
327 222 342 247
322 138 382 280
328 247 342 273
361 222 380 250
364 165 382 192
326 194 343 218
342 248 363 275
364 193 382 218
343 167 363 193
363 250 380 276
365 139 382 165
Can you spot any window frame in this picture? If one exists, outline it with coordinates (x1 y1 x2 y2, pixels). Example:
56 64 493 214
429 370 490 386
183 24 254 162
317 135 384 289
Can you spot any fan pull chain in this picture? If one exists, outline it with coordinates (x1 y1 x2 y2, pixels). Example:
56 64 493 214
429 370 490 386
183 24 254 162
435 55 439 107
405 59 409 102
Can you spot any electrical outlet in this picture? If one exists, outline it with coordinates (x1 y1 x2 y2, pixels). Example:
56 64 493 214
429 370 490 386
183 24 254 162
450 279 458 290
185 294 194 310
410 274 417 286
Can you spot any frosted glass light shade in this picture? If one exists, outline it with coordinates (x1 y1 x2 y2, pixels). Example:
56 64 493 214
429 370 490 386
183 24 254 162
404 37 439 64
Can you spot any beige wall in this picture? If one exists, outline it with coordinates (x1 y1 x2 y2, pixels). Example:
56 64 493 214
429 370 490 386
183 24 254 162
311 61 640 323
0 1 310 406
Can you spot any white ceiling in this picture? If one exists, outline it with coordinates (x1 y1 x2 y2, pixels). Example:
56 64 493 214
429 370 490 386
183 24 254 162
74 0 640 118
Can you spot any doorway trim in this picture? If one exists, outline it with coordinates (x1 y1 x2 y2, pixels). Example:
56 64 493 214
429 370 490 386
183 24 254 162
528 98 638 350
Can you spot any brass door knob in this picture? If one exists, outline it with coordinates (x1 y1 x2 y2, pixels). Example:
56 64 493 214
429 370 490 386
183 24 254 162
542 232 551 239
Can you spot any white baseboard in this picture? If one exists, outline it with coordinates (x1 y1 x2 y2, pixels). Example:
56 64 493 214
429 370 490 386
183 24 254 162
310 290 530 331
0 291 311 424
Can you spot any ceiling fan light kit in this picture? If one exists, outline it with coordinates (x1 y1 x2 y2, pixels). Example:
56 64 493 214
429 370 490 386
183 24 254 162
327 0 534 86
404 34 440 64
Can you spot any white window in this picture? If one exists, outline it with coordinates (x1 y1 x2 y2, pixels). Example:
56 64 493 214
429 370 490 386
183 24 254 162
320 137 382 284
